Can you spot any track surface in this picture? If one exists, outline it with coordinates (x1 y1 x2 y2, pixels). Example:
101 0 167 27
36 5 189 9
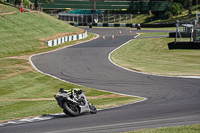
1 28 200 133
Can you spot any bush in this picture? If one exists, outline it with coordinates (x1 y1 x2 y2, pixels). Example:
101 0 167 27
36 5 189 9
170 2 184 15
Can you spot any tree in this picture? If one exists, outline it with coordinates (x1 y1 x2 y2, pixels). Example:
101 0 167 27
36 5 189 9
170 0 193 15
35 0 38 10
170 2 184 15
20 0 23 7
15 0 19 6
146 0 152 15
188 0 192 15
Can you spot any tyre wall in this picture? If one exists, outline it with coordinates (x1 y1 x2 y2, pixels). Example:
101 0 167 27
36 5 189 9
168 42 200 49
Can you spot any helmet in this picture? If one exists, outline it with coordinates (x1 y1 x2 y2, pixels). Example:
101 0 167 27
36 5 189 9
59 88 65 92
74 88 82 95
77 89 82 95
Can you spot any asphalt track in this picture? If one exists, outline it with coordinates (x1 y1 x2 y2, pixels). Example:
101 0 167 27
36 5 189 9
1 28 200 133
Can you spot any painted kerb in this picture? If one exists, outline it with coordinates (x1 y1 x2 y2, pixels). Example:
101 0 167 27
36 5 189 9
45 31 87 47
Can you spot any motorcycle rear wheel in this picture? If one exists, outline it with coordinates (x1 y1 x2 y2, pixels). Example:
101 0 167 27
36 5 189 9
63 102 80 117
88 102 97 114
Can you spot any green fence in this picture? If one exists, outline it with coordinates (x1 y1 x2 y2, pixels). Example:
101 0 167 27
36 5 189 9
29 0 171 11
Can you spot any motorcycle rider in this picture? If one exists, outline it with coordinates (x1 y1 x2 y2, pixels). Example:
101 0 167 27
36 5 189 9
71 88 82 95
71 88 82 100
60 88 83 101
56 88 97 116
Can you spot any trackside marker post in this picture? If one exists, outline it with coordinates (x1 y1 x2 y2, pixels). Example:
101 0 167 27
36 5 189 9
112 35 114 39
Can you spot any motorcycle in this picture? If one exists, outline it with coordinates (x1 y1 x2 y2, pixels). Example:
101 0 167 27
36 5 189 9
54 88 97 116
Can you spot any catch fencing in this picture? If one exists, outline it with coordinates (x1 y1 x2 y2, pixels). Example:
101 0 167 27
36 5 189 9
58 14 135 24
0 4 17 13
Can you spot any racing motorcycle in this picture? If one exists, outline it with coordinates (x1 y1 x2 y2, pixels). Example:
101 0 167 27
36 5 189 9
54 88 97 116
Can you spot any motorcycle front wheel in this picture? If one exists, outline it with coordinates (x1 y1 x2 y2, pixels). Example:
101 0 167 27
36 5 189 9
88 102 97 114
63 102 80 117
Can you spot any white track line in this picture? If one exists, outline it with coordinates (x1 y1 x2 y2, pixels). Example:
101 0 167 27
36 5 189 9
2 31 198 126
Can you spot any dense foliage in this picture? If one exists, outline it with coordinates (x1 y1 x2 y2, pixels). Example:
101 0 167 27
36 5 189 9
170 2 184 15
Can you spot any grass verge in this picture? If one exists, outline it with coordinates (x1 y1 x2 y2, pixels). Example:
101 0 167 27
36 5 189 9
0 96 143 121
111 31 200 76
138 27 176 30
137 32 169 37
125 124 200 133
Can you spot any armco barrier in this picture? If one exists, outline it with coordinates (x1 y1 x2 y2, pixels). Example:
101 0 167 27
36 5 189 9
45 31 87 47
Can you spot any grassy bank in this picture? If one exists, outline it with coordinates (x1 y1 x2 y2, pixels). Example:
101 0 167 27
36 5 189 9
0 11 80 58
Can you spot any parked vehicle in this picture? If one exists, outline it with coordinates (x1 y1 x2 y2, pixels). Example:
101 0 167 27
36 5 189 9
54 88 97 116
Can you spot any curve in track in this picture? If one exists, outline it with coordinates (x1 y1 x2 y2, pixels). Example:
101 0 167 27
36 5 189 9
1 28 200 133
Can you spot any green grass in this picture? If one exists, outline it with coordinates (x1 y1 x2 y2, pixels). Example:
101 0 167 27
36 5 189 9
0 96 142 121
139 27 176 30
0 58 28 79
0 101 62 121
138 32 169 37
0 12 79 57
89 96 143 109
0 69 112 100
111 33 200 76
125 124 200 133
